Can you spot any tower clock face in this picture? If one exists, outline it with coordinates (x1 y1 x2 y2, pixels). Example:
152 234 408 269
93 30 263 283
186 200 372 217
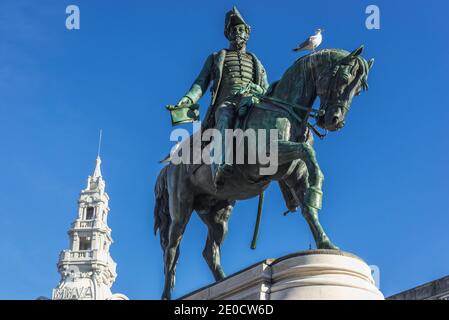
85 195 100 203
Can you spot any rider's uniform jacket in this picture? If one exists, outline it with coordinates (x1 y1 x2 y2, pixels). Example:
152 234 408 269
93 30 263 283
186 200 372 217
183 49 269 129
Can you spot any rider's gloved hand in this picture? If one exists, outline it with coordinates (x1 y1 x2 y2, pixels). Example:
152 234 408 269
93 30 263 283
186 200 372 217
250 83 265 95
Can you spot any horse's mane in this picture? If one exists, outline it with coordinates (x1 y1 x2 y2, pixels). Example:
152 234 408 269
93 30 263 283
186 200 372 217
298 48 369 88
267 48 370 96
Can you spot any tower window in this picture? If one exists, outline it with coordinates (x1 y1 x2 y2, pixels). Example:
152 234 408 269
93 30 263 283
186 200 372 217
79 237 91 250
86 207 95 220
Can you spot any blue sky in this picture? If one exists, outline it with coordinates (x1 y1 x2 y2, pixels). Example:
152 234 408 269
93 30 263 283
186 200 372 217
0 0 448 299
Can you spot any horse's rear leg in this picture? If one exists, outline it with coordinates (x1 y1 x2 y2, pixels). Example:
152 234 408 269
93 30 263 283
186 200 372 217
197 200 234 281
162 194 194 300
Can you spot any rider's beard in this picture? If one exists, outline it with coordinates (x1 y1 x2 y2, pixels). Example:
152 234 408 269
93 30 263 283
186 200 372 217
231 35 248 50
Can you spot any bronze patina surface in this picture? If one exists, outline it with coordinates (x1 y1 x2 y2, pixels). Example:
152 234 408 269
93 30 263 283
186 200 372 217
155 7 374 300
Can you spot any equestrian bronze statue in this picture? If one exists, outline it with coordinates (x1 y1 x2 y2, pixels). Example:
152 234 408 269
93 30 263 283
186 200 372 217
155 8 374 300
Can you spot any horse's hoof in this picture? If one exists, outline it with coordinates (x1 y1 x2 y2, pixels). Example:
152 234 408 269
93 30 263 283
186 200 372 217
161 292 171 300
215 269 226 281
317 239 339 250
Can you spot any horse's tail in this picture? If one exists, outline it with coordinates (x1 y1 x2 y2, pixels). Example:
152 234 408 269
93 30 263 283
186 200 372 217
154 165 170 251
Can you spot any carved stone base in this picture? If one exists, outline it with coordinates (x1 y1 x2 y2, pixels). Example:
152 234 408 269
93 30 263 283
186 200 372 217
180 250 384 300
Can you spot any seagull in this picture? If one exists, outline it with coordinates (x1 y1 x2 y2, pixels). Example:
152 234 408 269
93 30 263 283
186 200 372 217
293 29 323 52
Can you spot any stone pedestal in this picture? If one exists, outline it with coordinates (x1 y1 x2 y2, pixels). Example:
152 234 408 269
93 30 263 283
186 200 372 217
181 250 384 300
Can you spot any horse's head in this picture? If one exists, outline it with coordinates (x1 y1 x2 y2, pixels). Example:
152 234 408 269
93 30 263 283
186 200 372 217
315 46 374 131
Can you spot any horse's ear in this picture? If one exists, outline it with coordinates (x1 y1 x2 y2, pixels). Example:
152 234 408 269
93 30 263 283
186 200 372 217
341 45 364 64
349 45 364 58
368 58 375 69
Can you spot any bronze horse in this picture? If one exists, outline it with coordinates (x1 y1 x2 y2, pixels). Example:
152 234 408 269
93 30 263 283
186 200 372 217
154 47 374 300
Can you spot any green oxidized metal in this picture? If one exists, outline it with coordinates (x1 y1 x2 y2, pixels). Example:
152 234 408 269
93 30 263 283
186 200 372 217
155 6 375 300
304 186 323 210
166 104 200 126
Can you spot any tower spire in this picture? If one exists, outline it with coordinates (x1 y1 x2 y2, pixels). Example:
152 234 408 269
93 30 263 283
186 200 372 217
93 130 103 178
92 157 102 178
52 144 128 300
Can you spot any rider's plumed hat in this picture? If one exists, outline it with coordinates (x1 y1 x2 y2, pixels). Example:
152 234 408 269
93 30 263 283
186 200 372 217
224 6 251 40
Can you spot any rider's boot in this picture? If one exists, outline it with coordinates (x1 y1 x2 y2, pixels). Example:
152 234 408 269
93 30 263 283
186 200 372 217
278 180 300 213
211 112 235 189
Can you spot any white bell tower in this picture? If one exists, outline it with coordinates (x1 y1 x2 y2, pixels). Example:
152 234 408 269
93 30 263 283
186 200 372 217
52 149 127 300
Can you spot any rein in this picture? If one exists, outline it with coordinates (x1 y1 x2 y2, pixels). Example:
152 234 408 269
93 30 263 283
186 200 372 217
258 96 328 140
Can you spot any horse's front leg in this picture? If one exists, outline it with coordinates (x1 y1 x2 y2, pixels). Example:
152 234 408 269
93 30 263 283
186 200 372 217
276 141 323 195
276 140 338 250
301 205 338 250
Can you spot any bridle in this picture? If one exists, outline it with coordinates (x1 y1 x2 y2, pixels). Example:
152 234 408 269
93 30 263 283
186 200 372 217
259 60 346 140
258 55 364 140
317 62 352 116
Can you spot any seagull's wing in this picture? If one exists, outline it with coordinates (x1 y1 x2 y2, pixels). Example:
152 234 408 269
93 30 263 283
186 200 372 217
310 34 321 44
293 37 312 52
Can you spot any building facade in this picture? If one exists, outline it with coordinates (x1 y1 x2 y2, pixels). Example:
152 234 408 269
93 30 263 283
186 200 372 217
388 275 449 300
